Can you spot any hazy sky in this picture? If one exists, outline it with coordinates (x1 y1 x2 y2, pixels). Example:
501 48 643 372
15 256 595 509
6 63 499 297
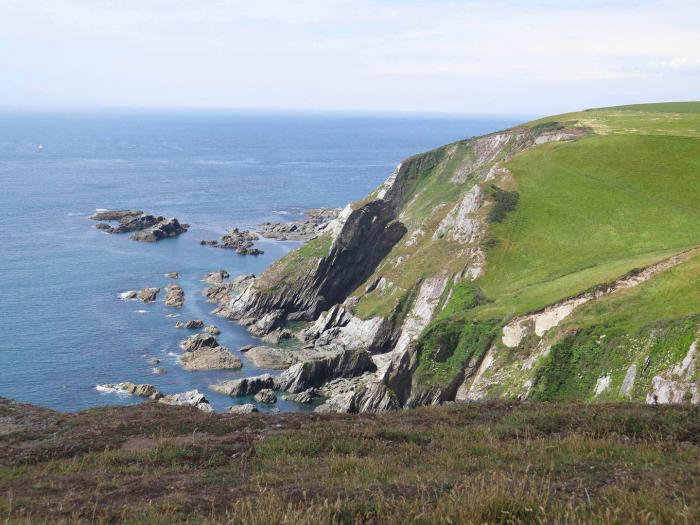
1 0 698 115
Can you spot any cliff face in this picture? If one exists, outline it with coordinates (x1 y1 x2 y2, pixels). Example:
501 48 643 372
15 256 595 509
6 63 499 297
211 102 700 412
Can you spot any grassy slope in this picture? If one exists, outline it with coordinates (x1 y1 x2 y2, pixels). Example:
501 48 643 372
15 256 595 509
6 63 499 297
2 399 700 524
475 132 700 319
416 102 700 394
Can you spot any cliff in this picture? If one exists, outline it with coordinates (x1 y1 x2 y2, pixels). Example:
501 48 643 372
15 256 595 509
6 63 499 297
209 102 700 412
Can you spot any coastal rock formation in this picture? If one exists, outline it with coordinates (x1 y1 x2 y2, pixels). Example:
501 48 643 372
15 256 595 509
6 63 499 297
201 229 263 255
138 287 160 303
90 210 143 221
284 388 317 404
176 319 205 329
203 270 230 285
210 374 276 397
275 349 377 393
180 333 242 371
89 209 188 242
243 346 301 369
121 290 138 300
130 218 188 242
254 389 277 404
158 390 213 412
164 284 185 307
259 208 341 241
165 272 179 279
204 325 220 335
96 382 162 400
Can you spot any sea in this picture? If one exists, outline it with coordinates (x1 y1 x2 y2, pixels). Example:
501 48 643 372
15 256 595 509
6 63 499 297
0 110 523 412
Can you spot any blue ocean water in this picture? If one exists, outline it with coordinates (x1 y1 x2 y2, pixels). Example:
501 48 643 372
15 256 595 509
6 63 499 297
0 111 522 412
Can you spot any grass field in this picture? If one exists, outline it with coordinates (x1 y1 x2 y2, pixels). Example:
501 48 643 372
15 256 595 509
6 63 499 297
475 131 700 319
2 398 700 524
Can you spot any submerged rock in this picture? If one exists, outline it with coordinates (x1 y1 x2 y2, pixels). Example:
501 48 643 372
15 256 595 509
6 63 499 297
165 272 179 279
164 284 184 307
138 287 160 303
158 390 213 412
94 222 112 231
254 389 277 404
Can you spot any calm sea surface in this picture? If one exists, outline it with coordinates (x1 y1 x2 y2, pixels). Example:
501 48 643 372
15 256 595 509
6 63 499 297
0 111 522 412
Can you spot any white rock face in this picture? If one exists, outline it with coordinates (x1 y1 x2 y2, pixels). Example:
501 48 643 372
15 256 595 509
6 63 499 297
647 340 699 404
323 203 353 240
619 364 637 396
393 274 450 356
455 350 494 402
433 185 484 244
376 163 401 200
594 374 611 396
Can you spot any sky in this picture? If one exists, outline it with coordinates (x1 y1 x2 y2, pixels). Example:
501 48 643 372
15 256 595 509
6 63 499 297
1 0 699 115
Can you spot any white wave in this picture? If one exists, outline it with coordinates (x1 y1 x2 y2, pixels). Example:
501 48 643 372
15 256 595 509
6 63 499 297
166 313 180 318
119 291 137 300
95 384 130 397
134 309 148 314
95 208 108 212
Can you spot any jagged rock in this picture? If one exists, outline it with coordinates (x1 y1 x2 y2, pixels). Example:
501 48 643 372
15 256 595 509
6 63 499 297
111 214 162 234
130 218 188 242
158 390 213 412
165 272 179 279
164 284 184 307
94 223 112 231
201 228 263 255
261 328 293 344
121 290 138 300
254 389 277 404
229 403 258 414
138 287 160 303
176 319 205 329
275 349 377 393
284 388 318 404
203 270 230 285
180 333 242 370
152 367 166 375
204 325 220 335
259 208 341 241
90 209 143 221
210 374 276 397
97 382 162 400
240 345 253 352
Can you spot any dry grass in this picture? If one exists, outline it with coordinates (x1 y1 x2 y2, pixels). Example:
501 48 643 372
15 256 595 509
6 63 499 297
1 398 699 523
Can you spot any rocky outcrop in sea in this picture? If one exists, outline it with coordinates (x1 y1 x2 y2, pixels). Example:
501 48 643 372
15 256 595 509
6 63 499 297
90 209 188 242
179 333 242 371
200 229 263 255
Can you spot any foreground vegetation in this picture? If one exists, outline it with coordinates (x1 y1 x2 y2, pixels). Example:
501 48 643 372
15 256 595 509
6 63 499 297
2 398 700 523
